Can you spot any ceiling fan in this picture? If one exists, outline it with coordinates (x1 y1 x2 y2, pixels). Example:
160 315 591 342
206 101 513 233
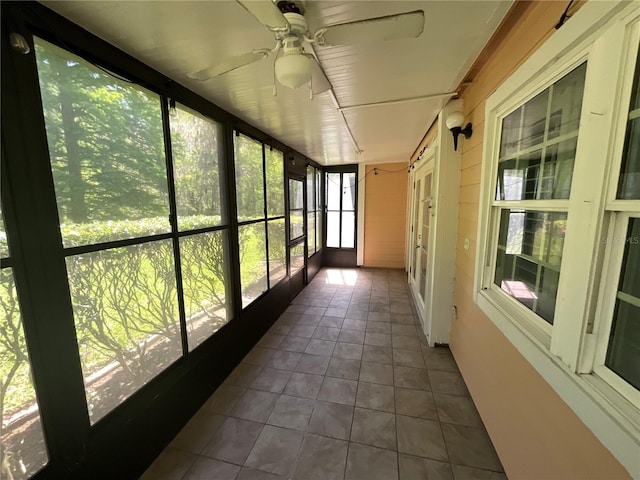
189 0 425 95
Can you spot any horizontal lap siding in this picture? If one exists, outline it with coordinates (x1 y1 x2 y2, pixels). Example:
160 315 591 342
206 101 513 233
363 162 409 268
450 1 630 478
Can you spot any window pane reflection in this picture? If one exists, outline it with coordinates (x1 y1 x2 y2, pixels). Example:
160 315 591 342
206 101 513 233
180 232 230 350
494 210 567 324
618 119 640 199
606 218 640 390
66 240 182 423
497 63 586 201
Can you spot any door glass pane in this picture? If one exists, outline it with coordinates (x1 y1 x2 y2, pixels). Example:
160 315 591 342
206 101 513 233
180 232 230 350
307 167 315 211
341 211 355 248
494 210 567 324
307 212 316 256
412 179 422 281
170 104 224 230
265 148 284 217
327 211 340 248
1 268 49 480
618 52 640 199
35 38 170 247
316 170 322 251
66 240 181 423
289 179 304 241
290 243 305 274
421 174 432 303
342 173 356 210
497 63 586 200
268 219 286 285
235 134 265 221
327 173 341 210
315 210 322 252
238 222 267 307
606 218 640 390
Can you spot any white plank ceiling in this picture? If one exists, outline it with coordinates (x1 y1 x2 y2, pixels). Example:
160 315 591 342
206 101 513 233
41 0 513 165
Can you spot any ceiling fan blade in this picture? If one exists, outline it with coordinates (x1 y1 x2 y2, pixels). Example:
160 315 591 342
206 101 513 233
236 0 289 29
309 56 331 95
320 10 425 46
189 50 270 81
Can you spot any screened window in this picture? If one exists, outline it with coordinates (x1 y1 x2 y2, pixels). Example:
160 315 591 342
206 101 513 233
307 166 316 256
234 133 285 306
266 148 286 286
35 38 184 423
170 103 225 230
0 203 49 480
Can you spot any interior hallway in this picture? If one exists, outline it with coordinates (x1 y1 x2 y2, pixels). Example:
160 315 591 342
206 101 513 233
141 268 505 480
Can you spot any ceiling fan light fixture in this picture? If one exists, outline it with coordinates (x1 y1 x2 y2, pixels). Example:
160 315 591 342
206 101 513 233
275 52 312 89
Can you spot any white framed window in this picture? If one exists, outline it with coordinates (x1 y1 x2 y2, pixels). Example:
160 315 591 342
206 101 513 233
474 1 640 476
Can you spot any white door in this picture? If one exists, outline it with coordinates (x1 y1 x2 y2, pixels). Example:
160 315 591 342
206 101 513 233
409 162 434 335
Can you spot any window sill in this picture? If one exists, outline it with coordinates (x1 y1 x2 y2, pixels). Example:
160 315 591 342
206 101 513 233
476 289 640 477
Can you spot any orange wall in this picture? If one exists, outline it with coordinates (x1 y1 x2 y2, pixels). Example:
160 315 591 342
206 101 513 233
450 2 630 479
363 162 408 268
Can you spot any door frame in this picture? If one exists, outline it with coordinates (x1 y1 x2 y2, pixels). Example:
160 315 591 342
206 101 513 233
408 150 436 332
406 101 462 346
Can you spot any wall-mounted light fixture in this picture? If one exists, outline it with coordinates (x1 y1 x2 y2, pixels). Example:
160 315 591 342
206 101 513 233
445 111 472 151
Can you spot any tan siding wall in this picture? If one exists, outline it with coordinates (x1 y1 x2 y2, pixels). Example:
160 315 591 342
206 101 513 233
363 162 408 268
451 1 630 478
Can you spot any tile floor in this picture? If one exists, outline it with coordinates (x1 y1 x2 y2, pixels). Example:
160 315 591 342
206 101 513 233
141 268 506 480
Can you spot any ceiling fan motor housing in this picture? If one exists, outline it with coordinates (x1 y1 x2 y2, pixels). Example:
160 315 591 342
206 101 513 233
283 12 308 35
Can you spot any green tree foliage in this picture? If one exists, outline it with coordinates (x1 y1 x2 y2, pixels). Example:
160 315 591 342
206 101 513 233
234 134 265 221
35 40 168 225
1 37 286 479
171 106 223 226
